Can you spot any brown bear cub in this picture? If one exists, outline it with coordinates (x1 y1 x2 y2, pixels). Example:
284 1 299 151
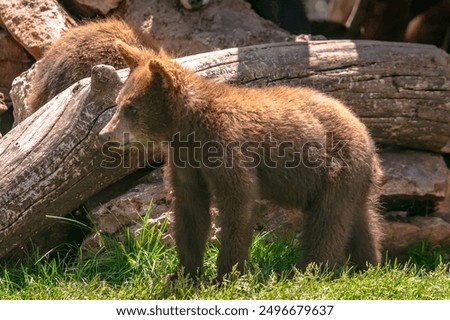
28 18 159 116
99 42 383 281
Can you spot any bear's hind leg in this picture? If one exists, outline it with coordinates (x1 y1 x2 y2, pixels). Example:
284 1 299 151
347 203 383 270
300 190 355 271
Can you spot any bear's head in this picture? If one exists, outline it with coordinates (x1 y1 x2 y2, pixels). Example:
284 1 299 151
99 41 185 147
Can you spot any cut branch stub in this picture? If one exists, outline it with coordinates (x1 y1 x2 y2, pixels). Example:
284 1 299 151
90 64 122 95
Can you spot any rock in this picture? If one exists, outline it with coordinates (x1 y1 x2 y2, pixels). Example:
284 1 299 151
123 0 292 56
61 0 123 17
10 64 37 126
384 211 408 220
382 220 420 254
383 216 450 256
87 169 168 234
381 150 449 200
432 211 450 224
255 200 303 239
0 92 6 115
433 170 450 219
83 168 176 252
0 0 77 59
411 216 450 248
128 213 176 247
0 29 31 115
80 233 103 256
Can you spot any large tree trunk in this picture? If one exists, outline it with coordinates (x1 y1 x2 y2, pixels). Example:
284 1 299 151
1 40 449 259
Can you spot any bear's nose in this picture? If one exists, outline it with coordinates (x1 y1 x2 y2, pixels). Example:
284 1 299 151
98 127 111 142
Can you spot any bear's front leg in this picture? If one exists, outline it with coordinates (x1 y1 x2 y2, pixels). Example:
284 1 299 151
208 167 258 282
171 167 211 279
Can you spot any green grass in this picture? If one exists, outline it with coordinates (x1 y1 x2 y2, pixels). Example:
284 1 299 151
0 215 449 300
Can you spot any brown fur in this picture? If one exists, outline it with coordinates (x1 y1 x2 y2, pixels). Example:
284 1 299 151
28 18 159 115
100 41 384 281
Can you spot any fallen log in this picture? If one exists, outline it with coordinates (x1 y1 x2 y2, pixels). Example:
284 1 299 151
0 65 132 259
1 40 450 259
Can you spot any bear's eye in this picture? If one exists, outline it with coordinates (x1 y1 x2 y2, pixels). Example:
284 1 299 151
125 105 137 116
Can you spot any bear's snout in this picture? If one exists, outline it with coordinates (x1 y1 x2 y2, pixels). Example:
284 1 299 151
98 126 113 142
99 123 131 146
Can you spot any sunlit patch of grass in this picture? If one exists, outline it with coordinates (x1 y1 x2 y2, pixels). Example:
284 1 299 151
1 209 449 300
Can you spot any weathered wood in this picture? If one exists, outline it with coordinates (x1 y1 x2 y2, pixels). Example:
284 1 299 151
0 65 134 258
1 40 450 259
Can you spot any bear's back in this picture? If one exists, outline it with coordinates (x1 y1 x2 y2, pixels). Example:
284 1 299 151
28 18 157 116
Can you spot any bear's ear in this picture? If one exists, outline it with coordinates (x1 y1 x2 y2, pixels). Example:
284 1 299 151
116 40 142 69
148 59 180 94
